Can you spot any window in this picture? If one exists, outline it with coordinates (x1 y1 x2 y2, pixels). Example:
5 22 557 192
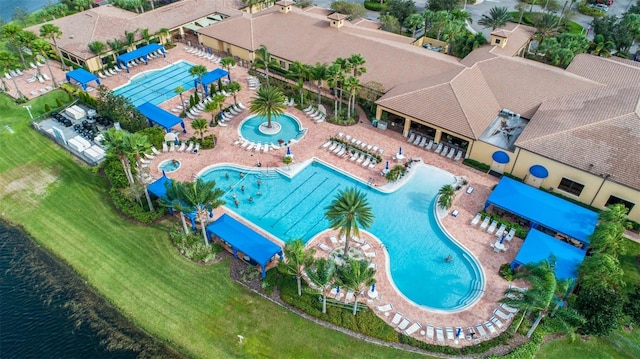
605 195 635 212
558 178 584 196
279 60 286 69
494 39 501 44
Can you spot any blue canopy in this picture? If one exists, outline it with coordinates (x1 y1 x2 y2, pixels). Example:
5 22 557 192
529 165 549 179
136 102 186 133
116 43 165 73
511 229 586 280
194 68 230 97
147 174 171 199
492 150 510 164
65 68 100 90
485 177 598 243
206 213 283 278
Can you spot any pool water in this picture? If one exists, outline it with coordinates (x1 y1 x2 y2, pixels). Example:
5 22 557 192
200 161 483 311
239 114 305 145
112 61 196 107
158 159 181 173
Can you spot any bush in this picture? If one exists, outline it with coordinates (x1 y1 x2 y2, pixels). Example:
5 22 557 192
169 223 221 263
55 98 63 107
463 158 490 172
363 0 387 11
102 154 129 188
137 126 165 148
625 285 640 325
399 327 512 355
499 263 515 281
488 331 543 359
108 188 165 224
503 172 523 182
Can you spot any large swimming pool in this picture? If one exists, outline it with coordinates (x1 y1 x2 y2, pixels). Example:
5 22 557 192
112 61 196 107
199 160 483 311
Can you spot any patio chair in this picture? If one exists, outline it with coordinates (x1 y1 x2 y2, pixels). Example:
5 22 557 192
441 145 449 157
404 322 422 336
436 327 445 344
454 150 464 161
495 224 507 237
418 137 427 147
192 143 200 154
98 71 107 79
328 142 338 151
237 102 247 110
447 147 456 158
466 186 475 194
487 220 498 234
368 160 377 170
480 217 491 229
162 142 168 152
426 324 435 341
376 303 393 312
151 146 161 155
263 144 269 154
169 142 176 152
490 316 504 329
391 312 403 326
185 142 194 153
177 142 186 152
412 135 421 146
493 308 512 320
425 139 434 150
484 321 498 336
446 327 454 341
501 303 519 314
144 153 155 160
368 262 377 270
398 318 410 330
364 251 376 258
475 324 488 338
356 153 365 164
344 290 354 303
470 213 482 226
254 143 262 152
434 143 443 154
240 141 250 149
407 132 415 143
30 62 38 69
505 228 516 241
321 140 332 149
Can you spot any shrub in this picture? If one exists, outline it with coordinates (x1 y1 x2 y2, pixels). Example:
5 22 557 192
108 188 165 223
385 165 406 182
44 103 51 112
102 155 129 188
625 285 640 325
55 98 63 107
169 223 221 263
499 263 515 281
480 210 528 238
137 126 165 148
364 0 387 11
197 135 216 149
577 1 606 16
399 327 512 355
463 158 490 172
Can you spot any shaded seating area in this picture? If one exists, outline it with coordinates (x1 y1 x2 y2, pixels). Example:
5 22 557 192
511 229 586 280
195 68 230 97
137 102 186 133
484 177 598 247
146 174 199 229
206 213 283 278
116 43 166 73
65 68 101 91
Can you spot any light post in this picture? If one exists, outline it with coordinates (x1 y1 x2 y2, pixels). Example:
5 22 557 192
23 105 33 120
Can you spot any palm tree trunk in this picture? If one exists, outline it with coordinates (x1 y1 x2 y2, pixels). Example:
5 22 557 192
267 114 272 128
120 157 135 185
44 60 58 87
352 296 359 315
317 82 322 105
526 312 545 338
144 186 154 211
10 77 25 100
200 212 209 246
514 310 528 332
297 276 302 296
344 228 351 258
52 39 67 71
338 87 343 113
347 95 352 120
179 212 189 235
322 293 327 313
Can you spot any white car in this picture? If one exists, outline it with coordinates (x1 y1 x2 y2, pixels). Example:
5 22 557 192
590 3 609 11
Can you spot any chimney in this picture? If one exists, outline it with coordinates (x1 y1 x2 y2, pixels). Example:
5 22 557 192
276 0 294 14
327 13 347 29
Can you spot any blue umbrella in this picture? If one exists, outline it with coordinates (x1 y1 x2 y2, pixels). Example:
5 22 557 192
385 161 389 170
336 286 340 293
162 170 166 176
456 328 462 338
500 234 506 244
286 146 291 155
398 146 402 155
371 283 376 292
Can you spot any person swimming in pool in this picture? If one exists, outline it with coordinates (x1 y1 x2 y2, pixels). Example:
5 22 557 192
249 196 254 203
445 255 453 262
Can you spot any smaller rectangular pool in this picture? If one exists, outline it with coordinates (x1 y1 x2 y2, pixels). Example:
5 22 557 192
112 61 196 107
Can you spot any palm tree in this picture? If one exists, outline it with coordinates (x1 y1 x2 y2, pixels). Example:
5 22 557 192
162 179 194 235
326 63 342 120
324 187 374 257
31 39 58 87
101 128 136 186
127 133 154 210
404 13 424 38
0 51 24 99
189 64 208 98
278 239 315 296
336 258 376 315
140 28 151 45
174 85 186 115
124 30 137 50
39 23 67 70
285 60 309 106
156 28 170 44
1 24 29 69
169 178 225 246
343 76 359 118
88 41 106 56
308 62 328 106
226 81 241 105
305 258 336 313
334 57 351 114
437 184 456 210
219 57 236 81
535 13 560 44
108 38 125 54
249 86 286 129
254 45 279 85
16 30 36 69
204 100 220 126
243 0 261 14
478 7 511 30
348 54 367 79
192 118 208 140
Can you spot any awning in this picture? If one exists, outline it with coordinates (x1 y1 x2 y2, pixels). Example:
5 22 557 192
116 43 165 73
136 102 186 133
65 68 100 90
529 165 549 179
492 150 510 164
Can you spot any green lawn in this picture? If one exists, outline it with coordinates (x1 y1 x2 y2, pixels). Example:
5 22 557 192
0 91 429 358
536 329 640 359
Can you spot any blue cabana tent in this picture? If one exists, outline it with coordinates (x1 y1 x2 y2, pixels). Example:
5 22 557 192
136 102 186 133
65 68 100 90
485 177 598 245
147 174 171 199
194 68 230 97
206 213 283 278
511 229 586 280
116 43 166 73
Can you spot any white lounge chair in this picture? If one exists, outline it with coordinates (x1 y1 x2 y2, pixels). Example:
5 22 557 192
441 145 449 157
475 324 488 338
470 213 482 226
413 135 421 146
398 318 410 331
185 142 194 153
501 302 519 314
177 142 186 152
98 71 107 79
425 139 434 150
344 290 354 303
404 322 422 336
192 143 200 154
169 142 176 152
321 140 332 149
434 143 443 154
407 132 415 143
446 327 454 341
144 153 155 160
505 228 516 241
485 321 498 336
495 224 507 237
418 137 427 147
490 316 504 329
480 217 491 229
376 304 393 312
360 243 371 251
151 146 161 155
391 312 403 326
494 308 512 320
364 251 376 258
237 102 247 110
454 150 463 161
436 327 445 344
487 220 498 234
426 324 435 341
162 142 168 152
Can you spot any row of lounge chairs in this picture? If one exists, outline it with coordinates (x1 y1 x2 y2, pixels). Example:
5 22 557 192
29 61 46 70
247 76 260 91
338 132 384 156
236 139 280 154
185 46 220 63
406 132 465 161
97 67 121 78
4 68 25 79
283 97 296 107
322 140 379 170
471 214 517 239
218 103 247 125
302 105 325 123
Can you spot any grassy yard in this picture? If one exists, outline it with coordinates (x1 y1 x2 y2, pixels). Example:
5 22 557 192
536 329 640 359
0 91 430 358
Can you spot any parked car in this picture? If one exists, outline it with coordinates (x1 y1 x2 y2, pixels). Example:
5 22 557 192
590 3 609 11
597 0 614 5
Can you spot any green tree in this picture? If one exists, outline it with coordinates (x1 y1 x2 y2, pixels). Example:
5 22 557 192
140 28 151 45
334 57 351 114
189 64 209 98
305 258 336 313
537 33 589 68
249 86 286 129
383 0 416 25
31 38 59 88
404 13 424 38
330 1 367 19
219 57 236 81
437 184 455 210
535 12 561 43
16 30 37 69
40 23 67 70
108 38 125 54
0 51 24 99
254 45 279 85
326 63 343 121
308 62 328 106
285 60 309 106
126 133 154 210
343 76 359 118
575 285 624 336
206 93 226 126
124 29 137 49
588 34 615 57
192 118 208 140
168 178 225 246
428 0 458 12
612 14 640 56
278 239 315 296
88 41 106 55
325 187 375 257
226 81 241 105
282 155 293 169
422 10 451 41
242 0 261 14
478 6 512 30
380 14 402 33
96 86 148 132
174 85 186 115
101 128 137 186
336 258 376 315
1 24 29 69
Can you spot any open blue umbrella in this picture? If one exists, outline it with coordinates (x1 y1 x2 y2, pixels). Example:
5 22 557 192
286 146 291 155
398 146 402 155
385 161 389 170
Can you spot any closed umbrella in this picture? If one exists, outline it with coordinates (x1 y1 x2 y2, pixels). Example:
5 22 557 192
500 234 506 244
385 161 389 170
371 284 376 292
286 146 291 155
398 146 402 155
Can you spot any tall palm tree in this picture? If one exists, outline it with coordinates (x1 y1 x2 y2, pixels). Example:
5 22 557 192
171 178 225 246
189 64 208 98
39 23 67 70
101 128 136 186
326 63 342 120
437 184 456 210
343 76 359 118
156 28 170 44
128 133 153 210
249 86 286 129
88 41 106 56
478 7 512 30
219 57 236 81
124 30 137 50
404 13 424 38
334 57 351 114
278 239 315 296
325 187 375 256
16 30 37 69
305 258 336 313
254 45 279 85
108 38 125 55
204 98 221 126
1 24 28 69
161 179 193 235
140 28 151 45
226 81 241 105
0 51 25 100
285 60 309 106
535 13 561 44
192 118 208 140
347 53 367 79
31 39 58 87
336 258 376 315
308 62 328 106
174 85 186 115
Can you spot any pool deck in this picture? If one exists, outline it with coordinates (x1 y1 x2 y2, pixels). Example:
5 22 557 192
91 46 524 346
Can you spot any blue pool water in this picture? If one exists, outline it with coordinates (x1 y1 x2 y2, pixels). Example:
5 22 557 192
239 114 305 145
112 61 196 107
200 161 483 311
158 159 181 173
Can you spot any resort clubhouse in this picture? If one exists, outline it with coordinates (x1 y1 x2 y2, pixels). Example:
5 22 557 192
2 0 639 357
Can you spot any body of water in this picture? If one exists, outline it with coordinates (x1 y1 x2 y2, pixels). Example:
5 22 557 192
0 220 183 358
1 0 59 22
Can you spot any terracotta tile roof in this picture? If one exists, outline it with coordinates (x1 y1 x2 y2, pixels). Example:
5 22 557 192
488 23 537 57
327 13 348 21
27 1 243 60
198 6 463 91
459 46 498 67
351 18 382 30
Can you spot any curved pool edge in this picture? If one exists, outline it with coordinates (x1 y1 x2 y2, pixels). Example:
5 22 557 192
236 112 307 145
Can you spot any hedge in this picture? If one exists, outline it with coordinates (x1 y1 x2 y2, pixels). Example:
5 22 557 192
364 0 387 11
463 158 490 172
